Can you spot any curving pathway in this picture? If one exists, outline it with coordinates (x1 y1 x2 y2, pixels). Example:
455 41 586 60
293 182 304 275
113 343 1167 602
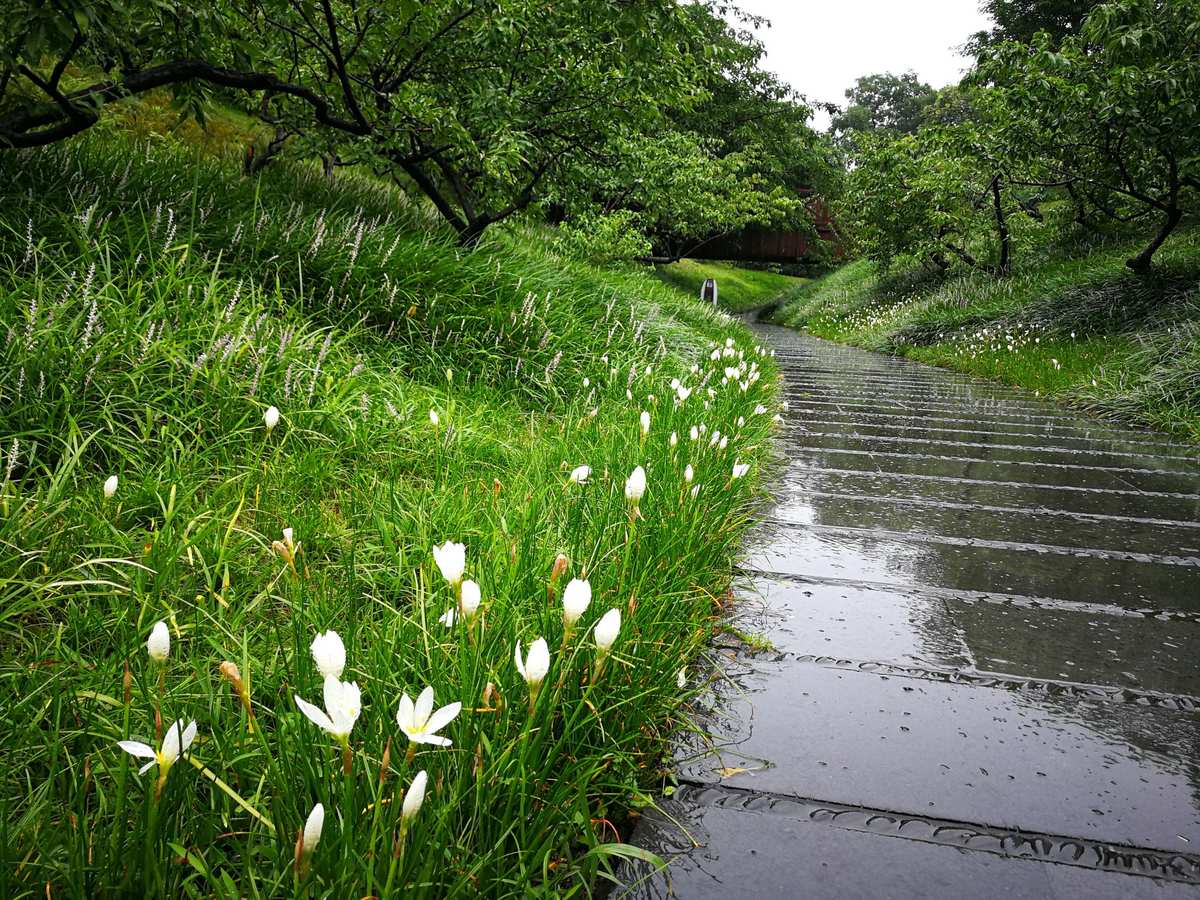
621 324 1200 899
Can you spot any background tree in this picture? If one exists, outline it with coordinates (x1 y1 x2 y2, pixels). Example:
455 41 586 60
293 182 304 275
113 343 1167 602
967 0 1103 53
830 71 936 143
975 0 1200 273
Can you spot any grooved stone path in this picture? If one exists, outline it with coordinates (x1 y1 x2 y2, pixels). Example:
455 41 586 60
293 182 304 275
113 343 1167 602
621 325 1200 899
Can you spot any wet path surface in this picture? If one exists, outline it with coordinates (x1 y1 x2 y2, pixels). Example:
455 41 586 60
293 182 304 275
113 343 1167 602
622 326 1200 898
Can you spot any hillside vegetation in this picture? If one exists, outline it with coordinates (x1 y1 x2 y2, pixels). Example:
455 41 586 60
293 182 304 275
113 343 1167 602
655 260 806 313
771 230 1200 439
0 134 779 896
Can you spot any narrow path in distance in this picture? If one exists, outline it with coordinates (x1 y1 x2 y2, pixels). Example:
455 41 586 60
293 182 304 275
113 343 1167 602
622 324 1200 899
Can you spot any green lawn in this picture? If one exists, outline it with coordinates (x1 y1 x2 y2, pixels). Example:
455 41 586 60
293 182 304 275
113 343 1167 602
771 234 1200 439
654 259 806 313
0 131 781 896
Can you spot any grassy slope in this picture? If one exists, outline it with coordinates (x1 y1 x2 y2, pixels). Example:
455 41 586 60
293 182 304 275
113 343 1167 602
771 233 1200 439
654 259 806 312
0 130 780 896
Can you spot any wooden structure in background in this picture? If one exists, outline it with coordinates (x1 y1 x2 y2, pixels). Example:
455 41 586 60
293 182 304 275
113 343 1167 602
698 194 839 264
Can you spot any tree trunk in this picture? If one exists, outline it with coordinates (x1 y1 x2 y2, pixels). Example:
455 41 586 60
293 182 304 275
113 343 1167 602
990 176 1011 277
457 218 491 248
1126 205 1182 275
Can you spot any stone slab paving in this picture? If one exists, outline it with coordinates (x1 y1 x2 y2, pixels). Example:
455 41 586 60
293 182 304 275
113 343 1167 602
620 326 1200 898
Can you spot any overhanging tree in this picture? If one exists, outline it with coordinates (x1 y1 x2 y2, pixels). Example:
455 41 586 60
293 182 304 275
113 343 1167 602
976 0 1200 273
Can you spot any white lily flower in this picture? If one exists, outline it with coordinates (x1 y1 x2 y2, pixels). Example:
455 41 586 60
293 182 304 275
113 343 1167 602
719 436 728 450
432 541 466 586
669 431 678 448
402 770 428 821
562 578 592 628
264 405 280 431
103 475 119 499
147 620 170 662
684 464 694 483
732 462 750 479
754 404 767 415
396 686 461 747
670 378 681 390
569 465 591 484
118 718 197 776
624 466 646 503
676 385 692 402
583 377 590 388
677 668 687 689
460 579 482 619
689 425 699 441
639 410 650 436
515 638 550 688
429 409 440 426
690 484 701 498
310 630 346 679
302 803 324 854
438 607 457 627
294 675 361 744
737 416 745 428
594 608 621 652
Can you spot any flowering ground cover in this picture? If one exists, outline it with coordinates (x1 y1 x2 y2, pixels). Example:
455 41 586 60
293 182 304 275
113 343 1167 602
771 234 1200 440
0 135 781 896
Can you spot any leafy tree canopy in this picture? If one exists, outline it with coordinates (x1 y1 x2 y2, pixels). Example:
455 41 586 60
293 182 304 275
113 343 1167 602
830 71 936 141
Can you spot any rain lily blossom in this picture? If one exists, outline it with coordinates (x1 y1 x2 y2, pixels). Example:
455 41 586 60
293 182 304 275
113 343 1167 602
684 464 694 483
396 686 462 749
625 466 646 511
103 475 118 499
432 541 466 587
402 770 428 822
640 410 651 437
515 638 551 711
147 620 170 662
272 527 300 570
441 579 482 627
594 608 620 653
561 578 592 631
569 465 591 484
264 405 280 431
429 409 440 426
294 676 361 747
460 579 482 618
301 802 324 858
311 630 346 679
592 609 621 680
118 719 197 796
732 462 750 480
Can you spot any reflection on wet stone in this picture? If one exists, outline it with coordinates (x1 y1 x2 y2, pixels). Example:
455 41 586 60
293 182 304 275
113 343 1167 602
622 327 1200 898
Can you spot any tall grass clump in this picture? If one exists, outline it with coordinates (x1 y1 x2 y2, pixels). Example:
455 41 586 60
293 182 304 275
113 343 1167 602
0 134 781 896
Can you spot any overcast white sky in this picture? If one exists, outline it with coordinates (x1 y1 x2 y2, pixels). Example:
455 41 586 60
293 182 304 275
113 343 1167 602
727 1 994 129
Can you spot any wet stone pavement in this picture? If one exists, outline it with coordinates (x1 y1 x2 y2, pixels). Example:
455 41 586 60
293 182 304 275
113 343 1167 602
620 325 1200 899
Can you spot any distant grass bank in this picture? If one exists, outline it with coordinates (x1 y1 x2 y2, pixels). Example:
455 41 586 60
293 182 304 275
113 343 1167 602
655 259 806 313
770 234 1200 440
0 130 781 896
